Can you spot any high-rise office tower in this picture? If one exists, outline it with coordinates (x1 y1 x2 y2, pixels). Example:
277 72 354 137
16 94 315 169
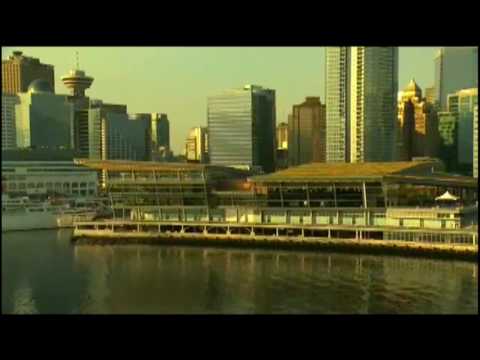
185 127 208 163
326 47 350 162
425 86 436 106
129 113 153 160
2 51 55 95
397 79 439 160
276 122 288 150
207 85 276 173
350 47 398 162
326 47 398 163
151 113 171 161
434 47 478 110
288 97 327 166
447 88 478 173
2 94 19 150
73 100 127 159
474 105 478 179
437 111 458 172
15 80 74 150
275 121 289 170
85 108 151 161
154 113 170 148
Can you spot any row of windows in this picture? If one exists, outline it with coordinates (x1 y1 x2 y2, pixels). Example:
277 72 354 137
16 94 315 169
5 181 96 190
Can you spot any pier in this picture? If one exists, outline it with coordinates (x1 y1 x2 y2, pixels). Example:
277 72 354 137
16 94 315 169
73 220 478 261
71 160 479 261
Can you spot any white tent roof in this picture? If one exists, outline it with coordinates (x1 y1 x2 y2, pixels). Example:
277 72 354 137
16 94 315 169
435 191 459 201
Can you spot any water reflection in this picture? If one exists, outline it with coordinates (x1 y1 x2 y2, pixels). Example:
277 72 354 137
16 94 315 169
2 229 478 314
12 284 38 314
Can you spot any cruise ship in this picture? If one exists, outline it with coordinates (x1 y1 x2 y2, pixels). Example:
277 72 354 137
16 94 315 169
2 195 97 232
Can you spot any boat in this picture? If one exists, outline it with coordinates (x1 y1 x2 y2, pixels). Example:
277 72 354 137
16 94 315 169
2 194 98 232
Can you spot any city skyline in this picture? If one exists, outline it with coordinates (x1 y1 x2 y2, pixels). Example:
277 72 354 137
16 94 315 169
2 46 440 153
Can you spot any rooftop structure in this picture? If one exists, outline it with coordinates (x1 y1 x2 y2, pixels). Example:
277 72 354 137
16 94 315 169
252 161 442 181
61 54 94 98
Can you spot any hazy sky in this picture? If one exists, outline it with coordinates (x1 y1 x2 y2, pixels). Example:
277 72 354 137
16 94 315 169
2 47 439 154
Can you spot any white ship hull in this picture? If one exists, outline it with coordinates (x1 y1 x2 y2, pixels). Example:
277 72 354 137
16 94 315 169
2 209 97 232
2 210 58 232
2 194 99 232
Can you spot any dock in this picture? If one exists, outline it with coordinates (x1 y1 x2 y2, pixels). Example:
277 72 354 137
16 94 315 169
73 220 478 261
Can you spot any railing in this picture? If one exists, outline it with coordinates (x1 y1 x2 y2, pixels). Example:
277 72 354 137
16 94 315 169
74 219 478 247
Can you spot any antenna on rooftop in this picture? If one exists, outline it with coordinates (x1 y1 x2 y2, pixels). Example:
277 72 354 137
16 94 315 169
75 51 79 70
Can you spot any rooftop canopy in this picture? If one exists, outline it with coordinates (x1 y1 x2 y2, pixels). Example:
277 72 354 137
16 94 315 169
74 159 251 176
250 161 477 188
252 161 440 181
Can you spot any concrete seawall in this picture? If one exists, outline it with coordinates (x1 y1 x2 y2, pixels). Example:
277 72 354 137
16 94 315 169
72 229 478 261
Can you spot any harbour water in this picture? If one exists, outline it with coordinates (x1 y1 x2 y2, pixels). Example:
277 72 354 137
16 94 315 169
2 229 478 314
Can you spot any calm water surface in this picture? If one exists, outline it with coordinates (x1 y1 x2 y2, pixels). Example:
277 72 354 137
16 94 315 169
1 229 478 314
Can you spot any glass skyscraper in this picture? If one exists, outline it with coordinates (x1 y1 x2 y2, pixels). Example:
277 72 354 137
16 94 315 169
150 113 171 161
326 47 350 162
437 111 458 173
326 47 398 163
15 80 74 150
207 85 276 173
447 88 478 170
434 47 478 111
85 109 151 161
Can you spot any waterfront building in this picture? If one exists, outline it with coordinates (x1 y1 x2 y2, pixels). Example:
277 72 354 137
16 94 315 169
288 97 327 166
2 94 19 150
15 80 74 151
1 160 98 197
474 105 478 179
396 80 439 161
2 51 55 95
326 47 398 162
437 111 458 172
434 47 478 110
77 159 477 244
185 127 208 163
447 88 478 174
207 84 276 173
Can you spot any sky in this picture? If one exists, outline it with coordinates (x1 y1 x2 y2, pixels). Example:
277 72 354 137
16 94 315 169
2 47 440 154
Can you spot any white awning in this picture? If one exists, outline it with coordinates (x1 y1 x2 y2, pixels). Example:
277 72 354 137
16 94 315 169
435 191 459 201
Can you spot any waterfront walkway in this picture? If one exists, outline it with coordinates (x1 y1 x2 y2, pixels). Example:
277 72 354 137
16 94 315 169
73 220 478 261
